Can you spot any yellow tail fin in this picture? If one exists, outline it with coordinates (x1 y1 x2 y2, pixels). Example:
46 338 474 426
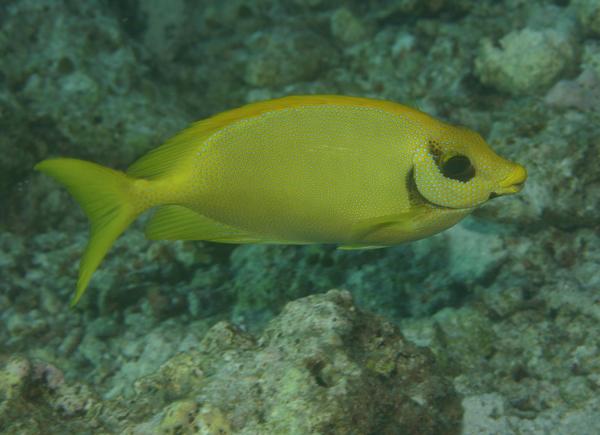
35 158 143 306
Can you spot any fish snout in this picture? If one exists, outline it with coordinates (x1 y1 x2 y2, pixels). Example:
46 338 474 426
491 163 527 197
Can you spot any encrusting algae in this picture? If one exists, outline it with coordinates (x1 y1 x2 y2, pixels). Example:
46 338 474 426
35 95 527 305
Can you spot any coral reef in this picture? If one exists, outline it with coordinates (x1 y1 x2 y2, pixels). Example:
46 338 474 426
545 69 600 112
475 28 576 95
0 291 462 434
573 0 600 35
0 356 99 433
1 0 599 433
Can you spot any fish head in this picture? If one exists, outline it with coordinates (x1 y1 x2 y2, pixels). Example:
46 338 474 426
411 125 527 210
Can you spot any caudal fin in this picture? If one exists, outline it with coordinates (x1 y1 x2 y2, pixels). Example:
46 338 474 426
35 158 143 306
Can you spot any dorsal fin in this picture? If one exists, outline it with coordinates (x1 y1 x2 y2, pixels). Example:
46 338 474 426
126 124 208 179
127 95 427 180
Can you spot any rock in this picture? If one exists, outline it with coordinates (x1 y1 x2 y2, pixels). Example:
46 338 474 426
462 393 512 435
545 69 600 112
126 289 462 434
0 357 98 433
0 0 189 231
330 7 368 45
0 291 462 433
139 0 189 61
475 28 576 95
244 29 336 87
573 0 600 35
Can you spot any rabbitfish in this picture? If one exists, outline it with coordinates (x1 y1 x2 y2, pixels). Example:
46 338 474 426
35 95 527 304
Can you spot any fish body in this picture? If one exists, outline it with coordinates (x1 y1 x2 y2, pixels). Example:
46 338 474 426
35 95 527 304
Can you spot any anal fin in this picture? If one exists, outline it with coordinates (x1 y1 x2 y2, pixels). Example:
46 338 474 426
145 205 261 243
337 245 388 250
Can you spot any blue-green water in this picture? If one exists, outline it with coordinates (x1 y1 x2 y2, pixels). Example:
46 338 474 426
1 1 599 434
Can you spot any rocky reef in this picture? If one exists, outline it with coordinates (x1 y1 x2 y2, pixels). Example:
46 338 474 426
0 290 462 434
1 0 599 434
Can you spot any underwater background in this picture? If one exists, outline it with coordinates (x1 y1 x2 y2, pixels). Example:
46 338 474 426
1 0 599 433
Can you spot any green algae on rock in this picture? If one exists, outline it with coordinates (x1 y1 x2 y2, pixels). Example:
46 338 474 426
0 291 461 434
475 28 576 95
125 289 462 434
0 356 99 434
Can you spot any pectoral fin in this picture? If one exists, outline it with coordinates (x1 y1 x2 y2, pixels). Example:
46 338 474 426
348 207 432 242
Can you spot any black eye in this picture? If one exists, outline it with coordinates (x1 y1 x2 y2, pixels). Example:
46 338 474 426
441 155 475 182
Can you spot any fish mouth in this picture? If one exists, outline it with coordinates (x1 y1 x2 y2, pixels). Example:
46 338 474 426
512 181 525 191
491 164 527 198
499 164 527 189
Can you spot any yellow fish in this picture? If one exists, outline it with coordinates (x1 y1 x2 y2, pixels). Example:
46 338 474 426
35 95 527 305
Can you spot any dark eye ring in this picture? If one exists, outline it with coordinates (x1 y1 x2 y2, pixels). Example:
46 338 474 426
441 155 475 182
